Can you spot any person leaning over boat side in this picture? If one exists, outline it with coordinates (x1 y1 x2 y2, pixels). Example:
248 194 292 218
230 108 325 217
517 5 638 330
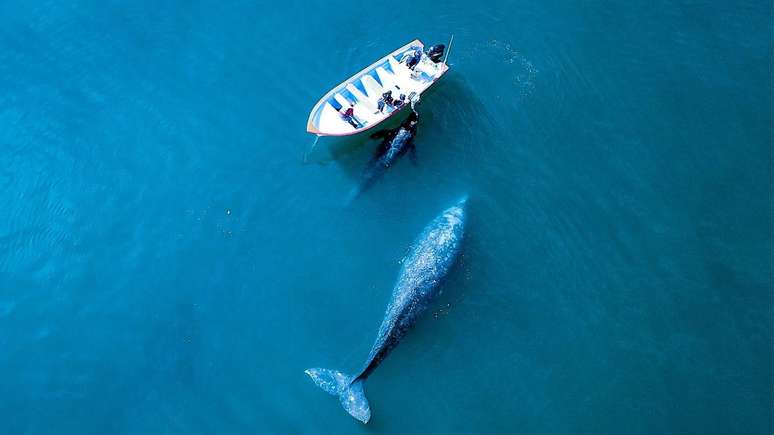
409 92 420 111
393 94 406 109
340 104 361 129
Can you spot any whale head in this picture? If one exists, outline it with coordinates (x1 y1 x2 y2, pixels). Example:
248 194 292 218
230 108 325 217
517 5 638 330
446 195 468 219
438 196 467 237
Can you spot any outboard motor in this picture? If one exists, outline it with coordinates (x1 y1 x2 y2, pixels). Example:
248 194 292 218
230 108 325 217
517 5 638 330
426 44 445 63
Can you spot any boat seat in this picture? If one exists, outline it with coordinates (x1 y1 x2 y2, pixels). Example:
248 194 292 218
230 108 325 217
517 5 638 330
388 56 405 75
388 56 422 93
361 75 384 99
324 102 337 113
333 93 354 110
333 92 370 127
346 84 377 112
376 67 400 94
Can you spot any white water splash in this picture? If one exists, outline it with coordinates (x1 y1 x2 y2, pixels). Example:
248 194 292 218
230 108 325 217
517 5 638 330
463 39 538 99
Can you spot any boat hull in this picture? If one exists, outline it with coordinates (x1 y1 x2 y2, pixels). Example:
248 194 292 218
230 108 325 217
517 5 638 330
306 39 449 137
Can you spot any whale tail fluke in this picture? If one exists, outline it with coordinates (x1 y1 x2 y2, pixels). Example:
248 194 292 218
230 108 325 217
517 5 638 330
305 368 371 423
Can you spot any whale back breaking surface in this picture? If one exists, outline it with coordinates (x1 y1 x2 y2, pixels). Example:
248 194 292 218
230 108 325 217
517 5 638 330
380 129 413 165
358 201 466 378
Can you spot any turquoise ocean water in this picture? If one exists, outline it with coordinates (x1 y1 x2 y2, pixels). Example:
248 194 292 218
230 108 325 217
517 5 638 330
1 1 772 434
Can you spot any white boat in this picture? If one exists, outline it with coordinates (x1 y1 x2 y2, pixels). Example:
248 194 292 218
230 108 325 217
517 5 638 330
306 39 449 137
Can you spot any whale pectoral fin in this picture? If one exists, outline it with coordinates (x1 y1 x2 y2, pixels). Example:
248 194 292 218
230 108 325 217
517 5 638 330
305 368 372 423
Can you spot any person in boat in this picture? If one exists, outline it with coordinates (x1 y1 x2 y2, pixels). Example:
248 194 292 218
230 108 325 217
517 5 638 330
400 48 423 70
340 104 361 129
393 94 406 109
374 90 394 114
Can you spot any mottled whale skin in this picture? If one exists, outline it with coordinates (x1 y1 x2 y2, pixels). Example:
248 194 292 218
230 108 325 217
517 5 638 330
350 111 419 200
306 197 467 423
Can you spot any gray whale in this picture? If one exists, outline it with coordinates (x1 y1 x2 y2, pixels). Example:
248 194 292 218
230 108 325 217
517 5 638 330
305 197 467 423
349 111 419 200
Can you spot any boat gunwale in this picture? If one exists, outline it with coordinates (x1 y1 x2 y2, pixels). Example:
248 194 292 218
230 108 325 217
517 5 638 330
306 39 446 137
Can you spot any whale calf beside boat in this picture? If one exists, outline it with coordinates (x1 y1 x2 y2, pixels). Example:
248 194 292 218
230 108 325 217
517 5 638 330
305 197 467 423
349 111 420 200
